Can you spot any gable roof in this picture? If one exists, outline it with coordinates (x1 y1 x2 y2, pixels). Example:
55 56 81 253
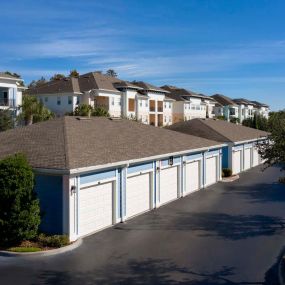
132 81 168 93
161 85 215 102
0 117 223 171
250 100 269 108
0 72 23 81
167 119 268 143
29 77 81 95
211 94 237 106
233 98 254 105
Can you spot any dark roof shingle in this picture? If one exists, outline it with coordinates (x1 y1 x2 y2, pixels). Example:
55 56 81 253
167 119 268 143
0 117 222 170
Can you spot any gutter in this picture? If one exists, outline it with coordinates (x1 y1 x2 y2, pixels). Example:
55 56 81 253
34 143 226 176
233 136 268 145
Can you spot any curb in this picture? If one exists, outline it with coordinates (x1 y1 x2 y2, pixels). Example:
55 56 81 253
278 256 285 285
0 238 83 257
221 175 239 183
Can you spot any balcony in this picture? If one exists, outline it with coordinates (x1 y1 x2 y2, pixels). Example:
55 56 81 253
0 98 15 107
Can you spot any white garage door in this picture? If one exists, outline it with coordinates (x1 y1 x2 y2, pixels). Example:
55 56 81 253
185 160 201 195
244 148 251 170
205 156 217 186
79 181 113 236
252 147 260 167
233 150 242 175
126 172 150 218
160 166 178 205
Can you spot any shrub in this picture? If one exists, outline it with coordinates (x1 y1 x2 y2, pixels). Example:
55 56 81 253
38 233 69 248
222 168 233 177
0 154 40 246
92 107 109 117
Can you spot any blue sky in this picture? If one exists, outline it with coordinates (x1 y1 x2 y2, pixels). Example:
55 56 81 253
1 0 285 110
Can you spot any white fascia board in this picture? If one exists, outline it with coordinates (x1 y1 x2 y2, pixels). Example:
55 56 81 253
0 76 23 82
34 143 226 176
97 88 122 94
233 136 268 145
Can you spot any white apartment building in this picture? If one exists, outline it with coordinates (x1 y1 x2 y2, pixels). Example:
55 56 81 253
30 72 173 127
0 72 24 117
161 85 216 123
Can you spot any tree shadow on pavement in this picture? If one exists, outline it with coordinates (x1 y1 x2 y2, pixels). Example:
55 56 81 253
115 212 285 241
32 258 267 285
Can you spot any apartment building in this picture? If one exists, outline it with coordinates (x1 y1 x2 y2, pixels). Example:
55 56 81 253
0 72 25 116
212 94 239 121
29 72 173 126
161 85 216 123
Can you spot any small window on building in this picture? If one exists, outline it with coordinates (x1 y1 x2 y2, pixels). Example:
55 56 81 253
118 98 121 106
39 98 43 104
145 101 148 107
111 98 115 106
140 100 142 107
68 96 72 105
76 96 80 105
57 97 61 105
44 97 48 102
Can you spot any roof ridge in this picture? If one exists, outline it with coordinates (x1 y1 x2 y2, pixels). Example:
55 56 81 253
62 117 70 169
198 119 232 142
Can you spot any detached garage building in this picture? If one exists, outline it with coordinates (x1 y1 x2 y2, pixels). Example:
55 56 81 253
0 117 224 241
168 119 268 175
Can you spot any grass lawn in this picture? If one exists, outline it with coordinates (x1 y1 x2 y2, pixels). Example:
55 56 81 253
7 247 42 253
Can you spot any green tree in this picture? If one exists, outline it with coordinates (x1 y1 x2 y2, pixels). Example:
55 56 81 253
230 117 240 124
69 69 79 77
92 107 109 117
242 113 268 131
18 95 54 125
106 69 117 77
0 154 40 245
0 110 13 131
28 77 47 89
258 111 285 173
50 73 65 81
73 104 93 116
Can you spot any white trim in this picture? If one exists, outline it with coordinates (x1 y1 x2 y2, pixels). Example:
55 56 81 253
80 176 116 189
233 137 267 145
127 169 153 178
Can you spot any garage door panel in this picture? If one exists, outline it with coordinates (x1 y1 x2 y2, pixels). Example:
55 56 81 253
160 166 178 205
126 172 150 218
244 148 251 170
233 150 242 174
79 182 114 236
185 160 200 194
253 148 259 166
206 156 217 186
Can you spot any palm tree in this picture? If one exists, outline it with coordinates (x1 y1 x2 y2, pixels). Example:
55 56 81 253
18 95 54 125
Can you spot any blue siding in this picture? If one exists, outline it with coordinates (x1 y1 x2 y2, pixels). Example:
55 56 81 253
35 175 63 234
80 169 116 185
185 153 203 161
206 149 220 157
222 146 229 168
128 162 153 174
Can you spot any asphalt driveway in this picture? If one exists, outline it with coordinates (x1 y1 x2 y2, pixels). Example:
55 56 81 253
0 165 285 285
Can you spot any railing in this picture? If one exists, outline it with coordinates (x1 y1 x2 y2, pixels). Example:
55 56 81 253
0 98 15 107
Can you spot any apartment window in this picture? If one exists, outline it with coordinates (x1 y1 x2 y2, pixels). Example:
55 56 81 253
196 105 200 110
44 97 48 103
145 101 148 107
68 96 72 105
118 98 121 106
39 97 43 104
191 105 195 110
76 96 80 105
57 97 61 105
164 102 167 109
164 116 167 123
140 100 142 107
111 98 115 106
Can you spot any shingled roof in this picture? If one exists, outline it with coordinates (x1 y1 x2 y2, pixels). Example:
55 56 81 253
0 72 23 81
161 85 215 102
29 77 81 95
0 117 223 171
211 94 237 106
132 81 168 93
167 119 268 143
